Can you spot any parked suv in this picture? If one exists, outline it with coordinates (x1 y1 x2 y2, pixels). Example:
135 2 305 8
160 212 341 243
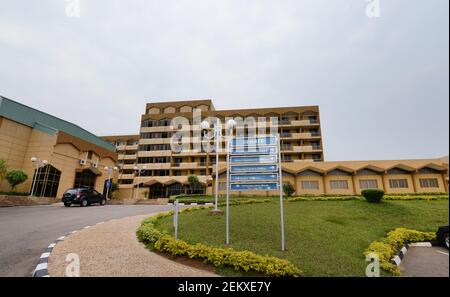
62 188 106 207
437 225 449 250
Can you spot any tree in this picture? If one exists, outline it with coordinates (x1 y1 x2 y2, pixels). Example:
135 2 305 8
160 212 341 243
5 170 28 191
0 159 7 183
187 174 200 194
283 182 295 197
109 182 119 198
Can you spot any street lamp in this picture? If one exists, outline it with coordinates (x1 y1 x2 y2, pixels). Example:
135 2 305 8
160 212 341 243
224 119 236 245
104 166 118 199
201 119 236 214
133 165 147 199
30 157 48 197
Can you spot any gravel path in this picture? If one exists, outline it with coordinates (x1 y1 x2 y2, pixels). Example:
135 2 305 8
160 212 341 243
47 214 217 277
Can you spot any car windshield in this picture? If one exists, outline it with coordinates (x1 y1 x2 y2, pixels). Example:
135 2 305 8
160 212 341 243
64 189 79 195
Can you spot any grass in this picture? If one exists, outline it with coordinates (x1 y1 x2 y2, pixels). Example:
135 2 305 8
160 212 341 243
154 199 449 276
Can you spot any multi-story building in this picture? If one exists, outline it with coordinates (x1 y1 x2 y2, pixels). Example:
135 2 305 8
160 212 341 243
0 96 117 197
102 99 324 198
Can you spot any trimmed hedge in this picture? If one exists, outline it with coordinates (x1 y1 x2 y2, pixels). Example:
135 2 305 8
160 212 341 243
361 189 384 203
364 228 437 275
137 202 302 277
0 191 30 196
287 196 361 202
383 195 448 201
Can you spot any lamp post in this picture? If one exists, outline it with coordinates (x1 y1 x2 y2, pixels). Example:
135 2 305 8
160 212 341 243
30 157 48 197
104 166 118 199
201 119 236 215
225 119 236 245
133 165 146 199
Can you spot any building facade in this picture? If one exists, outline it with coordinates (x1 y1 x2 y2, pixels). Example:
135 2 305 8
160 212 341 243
0 96 117 197
214 157 449 196
102 99 324 198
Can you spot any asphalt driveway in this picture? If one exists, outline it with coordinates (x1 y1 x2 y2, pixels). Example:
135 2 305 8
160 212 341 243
400 246 449 277
0 203 172 277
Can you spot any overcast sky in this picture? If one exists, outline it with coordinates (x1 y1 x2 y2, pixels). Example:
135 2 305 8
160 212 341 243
0 0 448 161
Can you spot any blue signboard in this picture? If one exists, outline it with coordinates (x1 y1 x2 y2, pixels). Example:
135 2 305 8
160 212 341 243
230 173 278 182
106 180 111 189
230 155 277 164
230 183 279 191
232 136 277 147
231 146 277 155
230 164 278 173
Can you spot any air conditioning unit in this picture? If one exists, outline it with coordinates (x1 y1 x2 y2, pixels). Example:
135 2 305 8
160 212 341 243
80 159 87 165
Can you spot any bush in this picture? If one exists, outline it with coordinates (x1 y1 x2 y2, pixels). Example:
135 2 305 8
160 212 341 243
5 170 28 191
283 182 295 197
364 228 436 275
0 191 30 196
137 204 301 277
361 189 384 203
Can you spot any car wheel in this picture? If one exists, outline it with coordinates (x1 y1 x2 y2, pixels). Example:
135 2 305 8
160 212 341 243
444 233 449 250
80 199 88 207
100 198 106 206
64 202 71 207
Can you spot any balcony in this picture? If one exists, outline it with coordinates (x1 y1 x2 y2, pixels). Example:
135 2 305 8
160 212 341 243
125 144 139 150
119 174 135 180
290 120 320 127
123 154 137 160
179 162 199 169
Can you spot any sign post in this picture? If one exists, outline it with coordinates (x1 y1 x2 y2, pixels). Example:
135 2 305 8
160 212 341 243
173 199 179 240
225 135 285 251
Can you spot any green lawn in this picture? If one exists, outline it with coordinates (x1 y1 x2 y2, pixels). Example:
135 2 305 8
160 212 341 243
154 199 449 276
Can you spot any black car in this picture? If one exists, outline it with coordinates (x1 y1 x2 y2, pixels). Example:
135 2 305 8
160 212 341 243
436 225 449 249
62 188 107 207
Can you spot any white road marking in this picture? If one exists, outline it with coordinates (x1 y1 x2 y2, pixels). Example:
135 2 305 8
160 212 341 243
48 243 56 248
40 252 50 259
57 236 65 241
409 242 432 247
35 263 48 271
436 250 449 256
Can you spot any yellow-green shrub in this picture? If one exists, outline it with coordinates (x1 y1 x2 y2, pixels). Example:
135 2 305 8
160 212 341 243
287 196 361 202
137 205 302 277
364 228 437 276
154 235 302 277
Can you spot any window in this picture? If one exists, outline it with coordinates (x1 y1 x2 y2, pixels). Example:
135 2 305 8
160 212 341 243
86 151 93 160
419 178 439 188
31 165 61 197
330 180 348 189
359 179 378 190
389 179 409 189
301 180 319 190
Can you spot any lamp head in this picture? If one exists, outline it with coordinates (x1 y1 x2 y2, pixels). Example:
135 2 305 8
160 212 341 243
200 121 210 130
133 166 138 171
226 119 236 130
104 166 109 171
31 157 37 163
42 160 48 166
113 166 118 171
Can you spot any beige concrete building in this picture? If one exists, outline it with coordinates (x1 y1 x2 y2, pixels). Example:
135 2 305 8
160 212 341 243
214 157 449 196
102 99 325 198
0 96 117 197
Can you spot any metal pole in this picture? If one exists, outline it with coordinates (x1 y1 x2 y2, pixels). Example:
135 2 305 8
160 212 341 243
214 126 220 211
277 134 286 251
105 170 111 199
136 169 141 199
30 160 39 196
226 133 231 245
173 199 179 240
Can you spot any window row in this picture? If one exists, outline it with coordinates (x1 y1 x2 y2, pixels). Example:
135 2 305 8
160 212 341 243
138 144 171 151
140 132 173 139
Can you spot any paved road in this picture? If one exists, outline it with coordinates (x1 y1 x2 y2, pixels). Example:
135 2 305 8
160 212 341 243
0 203 172 277
400 246 449 277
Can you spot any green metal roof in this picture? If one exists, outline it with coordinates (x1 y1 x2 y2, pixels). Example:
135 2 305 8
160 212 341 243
0 96 116 152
